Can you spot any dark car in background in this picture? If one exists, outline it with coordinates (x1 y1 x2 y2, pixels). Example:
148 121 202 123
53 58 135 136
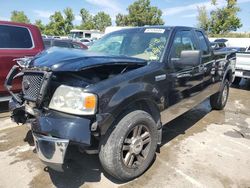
210 41 227 50
0 21 44 101
216 47 246 53
210 38 245 53
43 39 88 50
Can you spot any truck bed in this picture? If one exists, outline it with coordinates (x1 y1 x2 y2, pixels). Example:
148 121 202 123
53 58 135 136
235 53 250 78
236 53 250 70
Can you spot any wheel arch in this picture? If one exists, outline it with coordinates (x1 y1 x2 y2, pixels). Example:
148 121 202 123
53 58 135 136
100 97 162 138
114 97 162 128
225 68 233 83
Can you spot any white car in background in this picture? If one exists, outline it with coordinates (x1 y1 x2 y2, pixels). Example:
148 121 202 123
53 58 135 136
234 46 250 85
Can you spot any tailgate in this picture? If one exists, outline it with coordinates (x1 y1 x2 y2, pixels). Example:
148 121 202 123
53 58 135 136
236 53 250 71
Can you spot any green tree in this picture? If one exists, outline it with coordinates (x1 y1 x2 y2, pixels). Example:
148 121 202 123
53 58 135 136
64 7 75 34
93 12 112 31
197 0 242 35
79 8 95 30
116 13 129 26
210 0 242 34
45 11 65 35
35 19 45 33
115 0 164 26
43 8 75 36
80 8 91 23
10 11 30 23
197 6 210 32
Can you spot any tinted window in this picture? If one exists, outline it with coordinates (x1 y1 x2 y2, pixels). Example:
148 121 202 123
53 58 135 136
218 43 226 48
43 40 51 49
85 33 91 38
170 30 197 59
0 25 33 48
53 41 71 48
72 43 82 49
196 31 209 54
82 39 90 42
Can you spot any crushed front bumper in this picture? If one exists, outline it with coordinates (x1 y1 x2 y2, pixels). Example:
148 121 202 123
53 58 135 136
6 65 99 171
29 110 93 171
33 133 69 171
9 97 93 171
32 110 92 145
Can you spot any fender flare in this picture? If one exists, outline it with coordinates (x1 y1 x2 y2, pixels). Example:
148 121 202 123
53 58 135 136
98 83 164 136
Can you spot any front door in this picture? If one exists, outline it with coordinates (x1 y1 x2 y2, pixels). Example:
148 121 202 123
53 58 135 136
167 29 204 106
161 29 205 124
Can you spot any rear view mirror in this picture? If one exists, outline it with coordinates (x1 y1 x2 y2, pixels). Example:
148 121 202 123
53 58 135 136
175 50 202 68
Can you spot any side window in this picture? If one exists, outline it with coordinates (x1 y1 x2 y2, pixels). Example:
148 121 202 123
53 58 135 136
0 25 33 49
170 30 197 60
43 40 51 49
53 41 71 48
85 33 91 38
72 43 82 49
195 31 209 55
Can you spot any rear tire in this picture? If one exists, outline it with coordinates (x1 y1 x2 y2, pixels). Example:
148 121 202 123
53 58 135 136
99 110 158 181
232 77 241 85
210 79 229 110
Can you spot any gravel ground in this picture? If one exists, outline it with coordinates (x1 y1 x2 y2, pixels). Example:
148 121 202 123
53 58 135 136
0 82 250 188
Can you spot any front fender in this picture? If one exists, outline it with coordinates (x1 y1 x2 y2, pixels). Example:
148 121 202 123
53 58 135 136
96 82 164 135
106 82 163 113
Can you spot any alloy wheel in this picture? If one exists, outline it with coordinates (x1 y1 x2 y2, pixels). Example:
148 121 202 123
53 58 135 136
122 124 152 168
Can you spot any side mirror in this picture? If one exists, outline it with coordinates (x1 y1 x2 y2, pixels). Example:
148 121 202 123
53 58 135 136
175 50 202 68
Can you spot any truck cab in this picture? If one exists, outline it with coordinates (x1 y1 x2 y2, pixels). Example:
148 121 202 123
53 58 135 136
6 26 234 181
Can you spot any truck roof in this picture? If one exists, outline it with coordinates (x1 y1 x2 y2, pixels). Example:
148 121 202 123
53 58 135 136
0 20 39 29
110 25 203 32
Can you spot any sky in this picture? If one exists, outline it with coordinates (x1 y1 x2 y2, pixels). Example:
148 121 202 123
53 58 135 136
1 0 250 32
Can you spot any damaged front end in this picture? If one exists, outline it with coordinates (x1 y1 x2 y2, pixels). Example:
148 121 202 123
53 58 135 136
5 48 147 171
5 64 93 171
6 65 27 124
5 64 52 123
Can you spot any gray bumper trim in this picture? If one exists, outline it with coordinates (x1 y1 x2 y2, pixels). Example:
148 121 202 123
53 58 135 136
33 133 69 165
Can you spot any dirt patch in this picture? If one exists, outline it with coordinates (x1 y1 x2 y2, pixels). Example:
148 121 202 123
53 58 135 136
0 125 29 151
29 170 53 188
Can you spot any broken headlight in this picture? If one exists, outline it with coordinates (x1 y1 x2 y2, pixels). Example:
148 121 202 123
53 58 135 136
49 85 97 115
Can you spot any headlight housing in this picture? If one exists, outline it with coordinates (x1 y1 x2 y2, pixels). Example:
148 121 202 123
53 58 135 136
49 85 97 115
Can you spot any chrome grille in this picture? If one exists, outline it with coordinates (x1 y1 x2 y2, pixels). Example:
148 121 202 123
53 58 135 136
22 72 44 101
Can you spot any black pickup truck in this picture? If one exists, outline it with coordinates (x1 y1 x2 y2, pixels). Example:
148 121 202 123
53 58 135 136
6 26 235 181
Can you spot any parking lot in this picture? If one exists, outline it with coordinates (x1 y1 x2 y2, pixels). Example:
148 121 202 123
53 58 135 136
0 82 250 188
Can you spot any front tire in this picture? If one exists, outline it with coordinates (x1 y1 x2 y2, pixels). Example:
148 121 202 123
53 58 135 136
99 110 158 181
210 79 229 110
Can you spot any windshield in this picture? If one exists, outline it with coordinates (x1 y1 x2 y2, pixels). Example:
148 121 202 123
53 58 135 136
88 28 170 61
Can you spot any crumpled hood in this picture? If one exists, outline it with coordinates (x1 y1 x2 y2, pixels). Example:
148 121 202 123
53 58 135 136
29 47 147 72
